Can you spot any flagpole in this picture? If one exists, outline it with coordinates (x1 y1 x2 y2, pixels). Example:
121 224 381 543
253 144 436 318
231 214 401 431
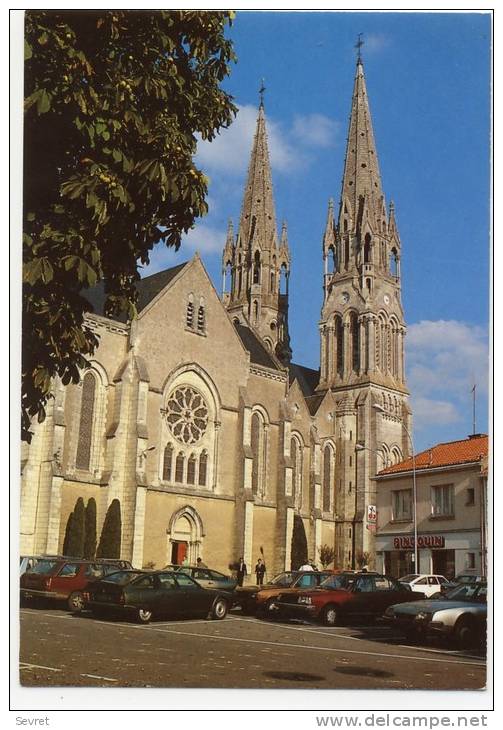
472 384 476 435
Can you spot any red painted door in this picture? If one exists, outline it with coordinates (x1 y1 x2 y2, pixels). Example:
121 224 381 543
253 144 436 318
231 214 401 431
171 541 188 565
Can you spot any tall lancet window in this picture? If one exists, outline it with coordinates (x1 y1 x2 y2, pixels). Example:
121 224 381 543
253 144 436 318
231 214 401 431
253 250 261 284
350 312 360 372
364 233 371 263
251 412 261 494
335 315 344 376
323 444 334 512
291 435 303 510
76 372 96 470
163 444 173 482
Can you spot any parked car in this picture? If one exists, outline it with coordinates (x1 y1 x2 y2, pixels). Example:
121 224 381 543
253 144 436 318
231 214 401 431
20 558 131 612
384 581 487 648
167 565 238 592
86 569 232 623
398 574 449 598
19 555 64 576
256 570 343 618
431 573 487 599
233 571 300 613
274 572 422 626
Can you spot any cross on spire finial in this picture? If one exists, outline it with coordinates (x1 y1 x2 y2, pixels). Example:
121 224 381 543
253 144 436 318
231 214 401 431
259 78 266 107
355 33 364 63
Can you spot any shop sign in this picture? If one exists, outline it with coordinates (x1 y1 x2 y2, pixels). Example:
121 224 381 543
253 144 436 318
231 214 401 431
367 505 377 523
393 535 445 549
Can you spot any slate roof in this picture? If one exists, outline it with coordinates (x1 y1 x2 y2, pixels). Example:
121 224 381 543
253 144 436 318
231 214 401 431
378 434 488 476
233 322 281 371
82 262 189 321
288 363 320 398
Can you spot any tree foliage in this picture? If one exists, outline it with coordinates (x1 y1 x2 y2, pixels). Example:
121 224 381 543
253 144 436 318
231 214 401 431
22 10 237 440
290 514 308 571
83 497 97 560
62 509 74 556
97 499 122 558
318 544 335 568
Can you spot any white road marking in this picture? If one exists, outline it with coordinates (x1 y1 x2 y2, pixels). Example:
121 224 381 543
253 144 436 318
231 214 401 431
228 614 485 659
132 624 485 668
20 662 61 672
81 673 118 683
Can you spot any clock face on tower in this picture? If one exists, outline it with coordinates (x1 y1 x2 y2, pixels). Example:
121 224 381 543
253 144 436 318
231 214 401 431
383 294 390 306
341 292 350 304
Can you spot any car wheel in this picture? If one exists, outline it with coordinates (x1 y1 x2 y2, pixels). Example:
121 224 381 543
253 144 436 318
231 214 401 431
136 608 152 624
321 604 339 627
67 591 85 613
211 598 228 620
454 617 476 649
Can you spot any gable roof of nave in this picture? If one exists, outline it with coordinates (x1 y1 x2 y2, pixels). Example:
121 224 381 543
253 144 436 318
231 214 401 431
83 256 284 373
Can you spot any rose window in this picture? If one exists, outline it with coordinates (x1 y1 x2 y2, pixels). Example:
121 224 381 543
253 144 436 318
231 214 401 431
166 387 209 445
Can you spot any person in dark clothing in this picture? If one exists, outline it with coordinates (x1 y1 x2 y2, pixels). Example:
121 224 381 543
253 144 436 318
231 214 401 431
254 558 266 586
236 557 247 586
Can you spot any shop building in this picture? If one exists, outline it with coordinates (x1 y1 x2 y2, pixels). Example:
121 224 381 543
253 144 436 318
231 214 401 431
374 434 488 579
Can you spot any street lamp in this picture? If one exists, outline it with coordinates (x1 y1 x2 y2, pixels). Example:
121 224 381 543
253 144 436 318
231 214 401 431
355 442 390 470
372 403 418 572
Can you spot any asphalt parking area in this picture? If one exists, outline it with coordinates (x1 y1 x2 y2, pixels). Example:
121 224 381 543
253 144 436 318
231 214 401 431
19 606 486 689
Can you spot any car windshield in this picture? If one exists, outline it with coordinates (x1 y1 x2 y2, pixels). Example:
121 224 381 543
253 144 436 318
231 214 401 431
399 574 419 582
444 583 487 602
102 571 144 585
269 572 296 586
30 560 59 574
320 574 351 590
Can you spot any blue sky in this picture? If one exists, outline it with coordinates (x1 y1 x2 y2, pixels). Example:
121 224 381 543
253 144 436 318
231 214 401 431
145 11 491 452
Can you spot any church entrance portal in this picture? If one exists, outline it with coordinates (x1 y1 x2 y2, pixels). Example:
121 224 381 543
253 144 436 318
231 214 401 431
167 507 204 567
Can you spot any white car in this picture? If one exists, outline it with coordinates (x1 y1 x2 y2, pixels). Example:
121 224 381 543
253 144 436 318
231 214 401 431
398 574 449 597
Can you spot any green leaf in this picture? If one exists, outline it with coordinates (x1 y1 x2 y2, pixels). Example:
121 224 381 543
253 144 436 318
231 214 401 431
112 149 122 163
37 89 51 114
38 31 49 45
24 40 32 60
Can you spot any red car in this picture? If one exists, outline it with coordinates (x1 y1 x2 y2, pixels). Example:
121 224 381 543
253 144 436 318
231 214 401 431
274 572 422 626
20 558 131 612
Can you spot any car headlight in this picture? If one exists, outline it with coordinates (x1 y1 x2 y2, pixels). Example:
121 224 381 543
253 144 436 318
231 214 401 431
415 611 433 622
298 596 312 605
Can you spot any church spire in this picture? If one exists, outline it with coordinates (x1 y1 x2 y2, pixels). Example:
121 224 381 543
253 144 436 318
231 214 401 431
338 57 384 231
236 98 278 252
222 96 291 365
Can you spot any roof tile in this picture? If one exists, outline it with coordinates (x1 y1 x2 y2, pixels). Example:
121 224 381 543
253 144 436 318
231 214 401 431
379 434 488 475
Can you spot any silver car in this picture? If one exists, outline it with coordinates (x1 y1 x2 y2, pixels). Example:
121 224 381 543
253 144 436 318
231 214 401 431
167 565 238 592
384 581 487 649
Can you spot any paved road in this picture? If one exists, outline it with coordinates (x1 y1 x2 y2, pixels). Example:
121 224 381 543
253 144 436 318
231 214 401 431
19 606 486 690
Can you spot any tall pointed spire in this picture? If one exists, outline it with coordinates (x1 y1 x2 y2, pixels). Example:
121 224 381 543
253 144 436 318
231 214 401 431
339 58 384 229
236 100 278 251
222 96 291 365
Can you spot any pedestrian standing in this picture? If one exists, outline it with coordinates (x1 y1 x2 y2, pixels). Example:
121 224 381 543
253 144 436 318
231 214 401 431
196 557 208 568
254 558 266 586
299 560 314 571
236 557 247 586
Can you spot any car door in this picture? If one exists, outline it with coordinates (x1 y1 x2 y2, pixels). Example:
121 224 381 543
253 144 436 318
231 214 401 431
346 575 376 619
154 573 182 618
52 562 81 597
374 576 410 614
174 572 212 617
129 574 163 614
191 568 212 589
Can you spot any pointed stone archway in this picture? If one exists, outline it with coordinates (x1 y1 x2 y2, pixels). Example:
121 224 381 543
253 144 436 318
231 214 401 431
167 505 205 566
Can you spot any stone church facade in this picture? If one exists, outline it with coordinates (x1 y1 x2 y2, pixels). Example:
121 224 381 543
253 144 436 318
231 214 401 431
20 58 413 576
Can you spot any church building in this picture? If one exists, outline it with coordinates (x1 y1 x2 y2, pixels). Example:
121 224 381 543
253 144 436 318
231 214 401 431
20 57 413 575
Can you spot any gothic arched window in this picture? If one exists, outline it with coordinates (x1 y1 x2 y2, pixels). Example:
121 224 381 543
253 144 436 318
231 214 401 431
187 454 196 485
175 453 185 483
76 372 96 470
350 312 360 372
197 298 205 333
251 412 262 495
253 250 261 284
335 315 344 376
364 233 371 263
291 435 303 510
163 444 173 482
198 451 208 486
323 444 334 512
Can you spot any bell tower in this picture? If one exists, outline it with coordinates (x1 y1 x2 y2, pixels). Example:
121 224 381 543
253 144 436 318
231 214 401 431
222 89 292 365
318 51 412 570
